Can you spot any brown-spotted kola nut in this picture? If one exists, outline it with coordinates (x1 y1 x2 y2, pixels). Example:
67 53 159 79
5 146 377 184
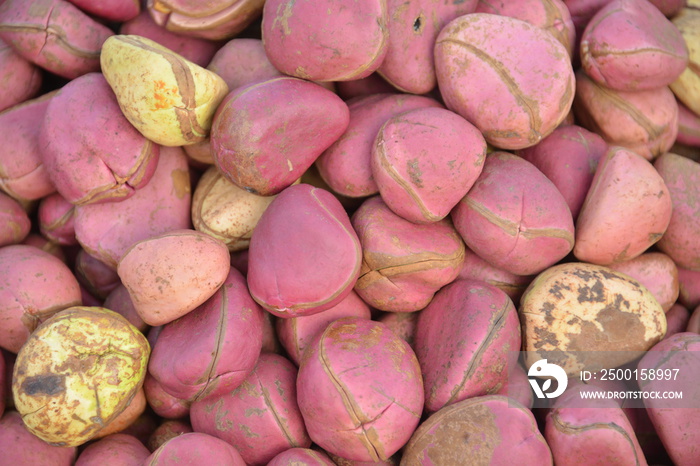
101 35 229 147
520 262 666 376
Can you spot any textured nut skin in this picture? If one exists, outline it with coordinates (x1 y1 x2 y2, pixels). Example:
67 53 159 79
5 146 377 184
0 245 81 353
580 0 688 91
268 448 336 466
101 35 229 146
670 7 700 116
401 395 552 466
352 196 465 312
415 279 521 413
75 433 151 466
0 39 41 113
211 77 349 196
104 285 148 333
190 354 311 465
316 93 443 198
679 267 700 310
145 432 246 465
608 252 679 313
0 411 77 465
262 0 388 82
149 268 264 401
91 387 147 439
451 152 575 276
0 193 30 248
147 420 193 452
371 107 486 224
378 0 477 94
0 92 55 202
120 10 219 67
192 166 276 251
520 262 667 375
207 38 283 91
545 388 646 466
147 0 265 41
276 290 371 366
377 311 419 350
458 248 533 303
654 153 700 270
247 184 362 318
476 0 576 57
638 333 700 466
0 0 114 79
74 250 120 300
574 71 679 160
297 317 424 462
69 0 140 21
118 230 231 326
574 147 672 265
517 124 607 220
664 303 690 340
74 147 192 269
143 373 190 419
40 72 160 206
38 193 76 246
677 100 700 147
435 13 575 150
12 306 150 447
496 364 534 409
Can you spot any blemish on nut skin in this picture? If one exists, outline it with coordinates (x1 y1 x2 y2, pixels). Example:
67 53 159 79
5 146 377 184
21 374 65 396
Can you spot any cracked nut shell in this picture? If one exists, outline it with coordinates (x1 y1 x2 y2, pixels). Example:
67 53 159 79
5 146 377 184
12 306 150 447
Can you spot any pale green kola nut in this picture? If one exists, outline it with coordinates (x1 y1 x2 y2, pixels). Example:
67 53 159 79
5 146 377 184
12 306 150 447
100 35 229 146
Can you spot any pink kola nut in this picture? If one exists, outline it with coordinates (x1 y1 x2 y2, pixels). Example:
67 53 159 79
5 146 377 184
0 351 4 418
655 153 700 271
276 290 371 366
679 267 700 310
496 364 534 409
68 0 140 21
0 0 113 79
148 420 193 452
434 13 575 150
0 39 42 113
451 151 575 276
517 124 607 220
414 279 521 413
120 10 219 67
352 196 465 312
335 73 398 101
0 192 30 248
0 92 56 202
74 147 192 269
104 285 148 333
677 100 700 147
689 306 700 334
75 433 151 466
638 333 700 466
377 311 419 349
211 77 350 196
475 0 576 57
74 250 120 300
371 107 486 224
607 252 679 312
0 245 81 354
38 193 76 246
663 304 690 340
574 147 672 265
545 390 646 465
0 411 77 465
145 432 246 465
261 0 388 82
458 248 533 303
190 353 311 466
316 93 443 198
401 395 552 465
268 448 336 466
206 38 283 91
143 373 190 419
148 267 264 401
580 0 689 92
247 184 362 318
117 229 231 326
573 71 679 160
378 0 477 94
296 317 424 462
40 73 160 206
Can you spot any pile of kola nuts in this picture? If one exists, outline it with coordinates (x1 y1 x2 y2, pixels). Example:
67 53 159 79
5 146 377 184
0 0 699 465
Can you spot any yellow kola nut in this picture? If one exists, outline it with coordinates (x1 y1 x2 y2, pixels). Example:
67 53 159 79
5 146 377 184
671 7 700 116
520 262 666 376
12 306 150 447
100 35 229 147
